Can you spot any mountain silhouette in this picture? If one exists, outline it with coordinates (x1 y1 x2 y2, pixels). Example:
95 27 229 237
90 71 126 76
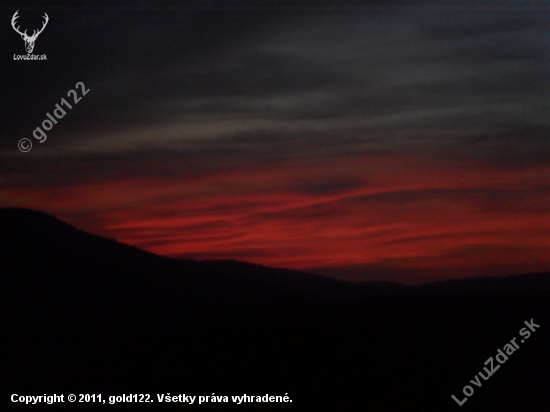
1 208 356 312
2 208 549 410
2 207 547 313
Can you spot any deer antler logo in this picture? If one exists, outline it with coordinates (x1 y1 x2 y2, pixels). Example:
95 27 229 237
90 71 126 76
11 10 49 54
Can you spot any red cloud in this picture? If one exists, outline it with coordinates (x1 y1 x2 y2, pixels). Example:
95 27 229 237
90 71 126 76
2 153 548 283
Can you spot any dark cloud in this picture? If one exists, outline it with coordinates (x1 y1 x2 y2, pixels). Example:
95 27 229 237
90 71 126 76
419 11 545 39
2 1 547 158
0 1 547 280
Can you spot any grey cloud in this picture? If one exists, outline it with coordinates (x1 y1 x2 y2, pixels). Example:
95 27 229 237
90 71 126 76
2 1 547 169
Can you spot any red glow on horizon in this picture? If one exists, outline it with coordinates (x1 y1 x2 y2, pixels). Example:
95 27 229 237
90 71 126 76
2 153 548 283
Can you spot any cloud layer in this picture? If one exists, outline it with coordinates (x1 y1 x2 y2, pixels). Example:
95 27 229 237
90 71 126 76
1 1 548 283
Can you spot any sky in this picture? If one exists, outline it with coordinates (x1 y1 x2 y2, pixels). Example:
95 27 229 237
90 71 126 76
0 0 548 284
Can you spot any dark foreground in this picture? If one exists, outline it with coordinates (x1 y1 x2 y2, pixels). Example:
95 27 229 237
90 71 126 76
2 209 549 410
5 291 549 410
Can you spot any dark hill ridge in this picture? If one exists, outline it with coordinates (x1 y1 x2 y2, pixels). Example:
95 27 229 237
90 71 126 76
1 207 549 315
2 208 549 410
0 208 359 313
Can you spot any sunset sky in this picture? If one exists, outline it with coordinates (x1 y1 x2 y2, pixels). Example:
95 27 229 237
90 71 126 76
1 0 548 284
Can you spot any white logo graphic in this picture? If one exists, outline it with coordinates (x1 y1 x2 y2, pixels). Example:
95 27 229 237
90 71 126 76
11 10 49 54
